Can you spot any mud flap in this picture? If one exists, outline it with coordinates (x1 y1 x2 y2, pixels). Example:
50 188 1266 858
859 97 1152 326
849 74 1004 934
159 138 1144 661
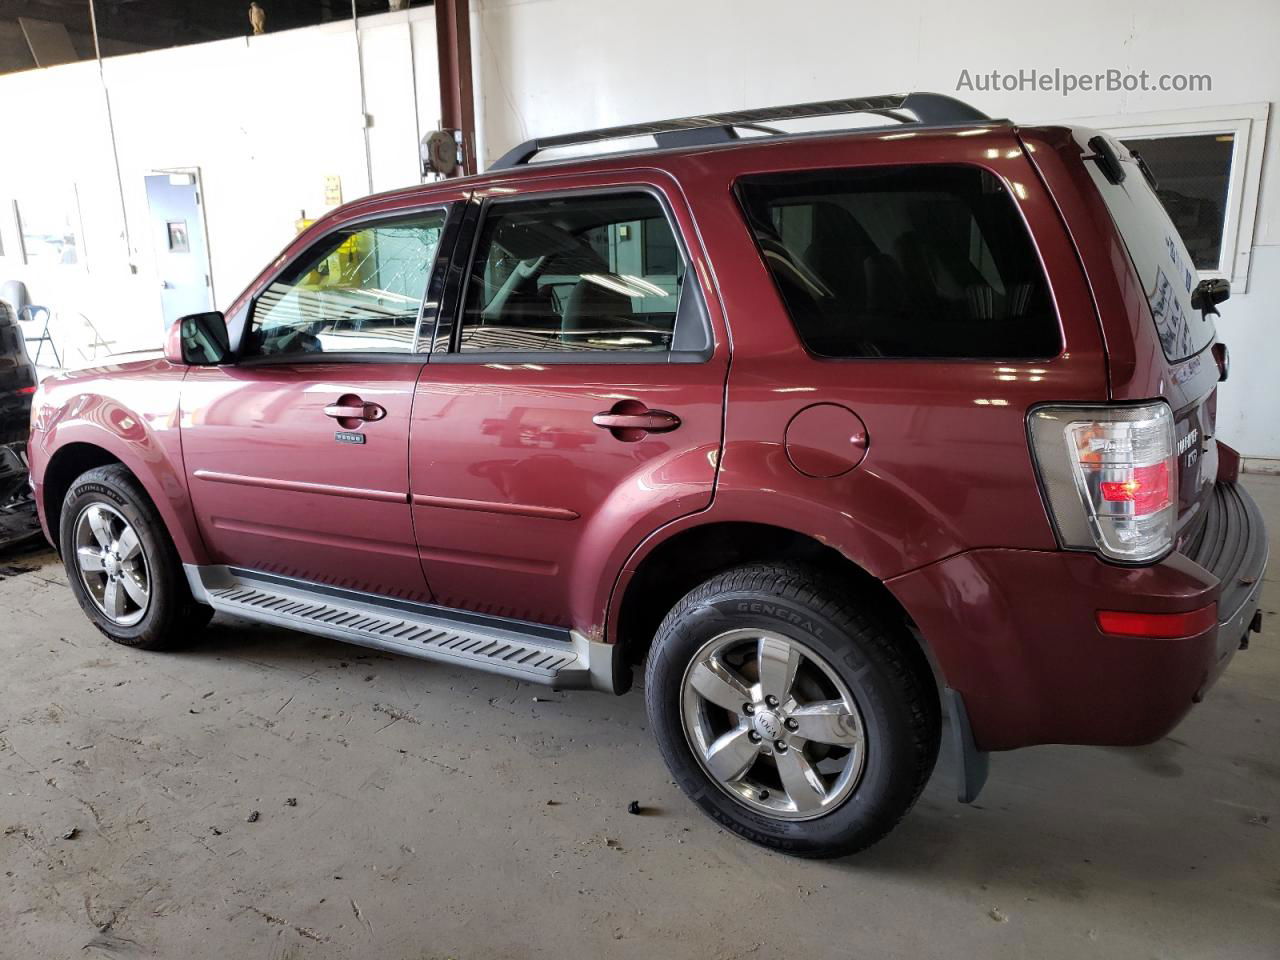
945 687 990 804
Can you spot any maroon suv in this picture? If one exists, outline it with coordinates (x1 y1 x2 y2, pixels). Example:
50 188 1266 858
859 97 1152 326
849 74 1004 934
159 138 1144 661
28 93 1268 857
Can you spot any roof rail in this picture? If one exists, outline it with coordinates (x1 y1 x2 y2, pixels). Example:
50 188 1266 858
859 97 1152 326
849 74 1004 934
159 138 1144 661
488 92 990 171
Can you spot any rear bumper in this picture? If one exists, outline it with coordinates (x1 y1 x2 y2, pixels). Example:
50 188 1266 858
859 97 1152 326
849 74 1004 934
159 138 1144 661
887 481 1267 751
1186 481 1269 694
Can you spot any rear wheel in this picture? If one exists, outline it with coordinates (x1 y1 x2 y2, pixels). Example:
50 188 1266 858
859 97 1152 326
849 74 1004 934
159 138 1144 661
60 465 212 649
645 562 939 858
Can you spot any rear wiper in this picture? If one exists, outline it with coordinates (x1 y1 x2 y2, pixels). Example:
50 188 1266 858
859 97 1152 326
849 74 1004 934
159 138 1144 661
1128 149 1160 191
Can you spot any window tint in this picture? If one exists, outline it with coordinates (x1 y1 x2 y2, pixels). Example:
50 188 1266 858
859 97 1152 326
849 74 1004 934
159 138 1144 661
1119 133 1232 272
456 193 684 354
736 166 1061 359
247 212 446 357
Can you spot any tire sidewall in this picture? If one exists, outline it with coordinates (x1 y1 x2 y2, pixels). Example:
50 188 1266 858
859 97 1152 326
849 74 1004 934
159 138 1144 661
60 470 181 646
647 583 924 856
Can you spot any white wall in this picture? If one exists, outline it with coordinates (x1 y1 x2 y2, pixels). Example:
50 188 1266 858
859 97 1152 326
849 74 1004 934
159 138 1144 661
0 0 1276 457
0 7 439 358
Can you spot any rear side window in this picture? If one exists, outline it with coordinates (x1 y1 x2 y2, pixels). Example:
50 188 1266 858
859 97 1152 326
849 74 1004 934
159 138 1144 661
736 166 1061 359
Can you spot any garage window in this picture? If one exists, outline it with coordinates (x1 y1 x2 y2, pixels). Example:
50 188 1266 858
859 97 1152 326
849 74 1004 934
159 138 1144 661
1120 134 1232 271
1070 103 1269 288
736 165 1060 360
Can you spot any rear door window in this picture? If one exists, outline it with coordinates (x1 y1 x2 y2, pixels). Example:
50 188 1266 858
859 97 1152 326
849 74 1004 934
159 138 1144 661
455 192 686 355
735 166 1061 359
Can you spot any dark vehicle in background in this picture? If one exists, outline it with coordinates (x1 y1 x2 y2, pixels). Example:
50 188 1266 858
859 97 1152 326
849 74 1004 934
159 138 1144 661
26 93 1269 858
0 300 40 548
0 300 37 442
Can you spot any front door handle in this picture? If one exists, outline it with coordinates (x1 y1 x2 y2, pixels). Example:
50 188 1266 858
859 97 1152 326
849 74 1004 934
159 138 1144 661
592 401 681 441
324 395 386 423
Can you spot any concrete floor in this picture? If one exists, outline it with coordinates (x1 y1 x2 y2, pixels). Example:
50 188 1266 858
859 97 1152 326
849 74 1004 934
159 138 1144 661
1 479 1278 960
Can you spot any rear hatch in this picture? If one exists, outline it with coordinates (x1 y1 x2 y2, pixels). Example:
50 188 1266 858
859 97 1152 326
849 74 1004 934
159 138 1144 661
1071 130 1221 549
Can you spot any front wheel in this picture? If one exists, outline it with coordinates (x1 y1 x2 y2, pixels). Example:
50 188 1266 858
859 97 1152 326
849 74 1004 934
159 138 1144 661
645 562 940 858
60 464 212 649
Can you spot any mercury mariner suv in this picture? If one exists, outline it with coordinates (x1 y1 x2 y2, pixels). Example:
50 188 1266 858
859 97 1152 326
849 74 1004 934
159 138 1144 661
28 93 1268 857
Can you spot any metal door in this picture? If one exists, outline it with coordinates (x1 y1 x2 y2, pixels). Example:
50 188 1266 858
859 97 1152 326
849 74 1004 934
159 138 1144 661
144 172 213 332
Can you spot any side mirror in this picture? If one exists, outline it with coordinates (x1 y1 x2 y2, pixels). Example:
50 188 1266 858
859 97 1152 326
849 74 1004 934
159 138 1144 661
1191 278 1230 317
165 311 231 365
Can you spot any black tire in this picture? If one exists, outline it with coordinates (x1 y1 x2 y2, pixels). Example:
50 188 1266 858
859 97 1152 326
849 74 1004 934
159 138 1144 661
60 464 212 649
644 562 940 858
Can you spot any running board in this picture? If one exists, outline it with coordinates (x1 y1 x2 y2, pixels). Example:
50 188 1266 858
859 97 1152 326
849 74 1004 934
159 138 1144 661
184 565 618 693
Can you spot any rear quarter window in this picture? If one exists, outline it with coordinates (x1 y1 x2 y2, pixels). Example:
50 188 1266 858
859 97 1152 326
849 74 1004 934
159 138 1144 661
735 165 1061 360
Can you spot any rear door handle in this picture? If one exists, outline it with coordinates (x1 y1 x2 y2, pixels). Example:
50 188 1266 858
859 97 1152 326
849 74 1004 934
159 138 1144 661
324 397 386 422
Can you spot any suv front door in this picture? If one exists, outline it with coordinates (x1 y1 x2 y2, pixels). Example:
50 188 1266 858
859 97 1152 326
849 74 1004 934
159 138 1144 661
182 207 453 602
408 180 728 627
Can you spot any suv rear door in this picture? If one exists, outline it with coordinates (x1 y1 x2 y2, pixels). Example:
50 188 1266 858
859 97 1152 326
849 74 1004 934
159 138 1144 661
408 176 728 628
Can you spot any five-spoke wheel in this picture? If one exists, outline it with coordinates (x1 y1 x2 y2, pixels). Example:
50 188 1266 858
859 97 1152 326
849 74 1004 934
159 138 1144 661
680 628 866 820
647 562 941 857
72 502 151 627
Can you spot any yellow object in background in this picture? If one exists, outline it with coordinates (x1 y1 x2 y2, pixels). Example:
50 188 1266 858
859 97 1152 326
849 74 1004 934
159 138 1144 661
294 229 368 291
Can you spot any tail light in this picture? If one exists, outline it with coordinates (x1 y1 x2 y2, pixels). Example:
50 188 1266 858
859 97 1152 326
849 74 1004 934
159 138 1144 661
1029 402 1176 562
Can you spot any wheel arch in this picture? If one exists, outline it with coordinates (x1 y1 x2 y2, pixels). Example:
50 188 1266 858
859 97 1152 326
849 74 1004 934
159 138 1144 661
609 519 943 699
40 442 123 553
37 435 206 564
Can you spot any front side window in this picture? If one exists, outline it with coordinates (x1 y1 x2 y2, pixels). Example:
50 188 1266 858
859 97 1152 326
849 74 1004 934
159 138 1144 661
456 192 684 355
246 211 446 357
736 166 1061 360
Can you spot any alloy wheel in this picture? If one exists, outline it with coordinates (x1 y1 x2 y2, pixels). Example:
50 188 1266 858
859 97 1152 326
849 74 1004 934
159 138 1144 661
679 628 866 821
73 503 151 627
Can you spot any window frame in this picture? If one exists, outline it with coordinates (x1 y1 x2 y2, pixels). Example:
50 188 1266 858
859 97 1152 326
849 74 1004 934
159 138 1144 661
1067 102 1269 291
238 202 458 366
429 184 713 366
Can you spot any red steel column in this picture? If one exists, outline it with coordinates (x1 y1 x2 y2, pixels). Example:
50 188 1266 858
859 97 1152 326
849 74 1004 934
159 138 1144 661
435 0 477 176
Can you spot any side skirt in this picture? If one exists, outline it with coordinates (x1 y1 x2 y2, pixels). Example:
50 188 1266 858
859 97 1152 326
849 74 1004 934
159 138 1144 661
185 565 618 693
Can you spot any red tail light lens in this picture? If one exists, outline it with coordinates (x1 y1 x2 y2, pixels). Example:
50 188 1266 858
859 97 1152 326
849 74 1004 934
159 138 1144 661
16 386 36 396
1099 461 1170 513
